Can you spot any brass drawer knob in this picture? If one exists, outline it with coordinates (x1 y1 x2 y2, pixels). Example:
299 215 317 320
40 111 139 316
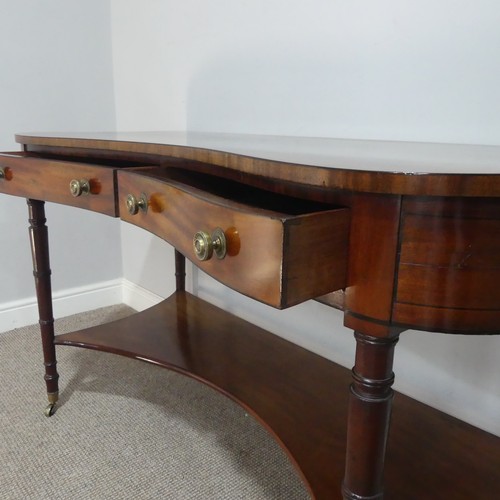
126 193 148 215
193 228 227 261
69 179 91 197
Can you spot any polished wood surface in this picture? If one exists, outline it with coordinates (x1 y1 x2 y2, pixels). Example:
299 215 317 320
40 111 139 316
343 332 399 500
52 291 500 500
27 200 59 408
17 131 500 196
4 131 499 499
118 167 349 308
393 196 500 333
341 194 401 337
16 133 500 333
0 153 118 216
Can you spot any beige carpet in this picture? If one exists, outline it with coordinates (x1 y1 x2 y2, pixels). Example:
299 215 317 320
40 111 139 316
0 305 310 499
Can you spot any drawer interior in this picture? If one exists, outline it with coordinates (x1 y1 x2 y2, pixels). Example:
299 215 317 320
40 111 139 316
137 166 340 216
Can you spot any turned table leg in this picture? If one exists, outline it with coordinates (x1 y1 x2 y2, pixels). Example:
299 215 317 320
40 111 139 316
175 249 186 291
27 199 59 417
342 331 400 500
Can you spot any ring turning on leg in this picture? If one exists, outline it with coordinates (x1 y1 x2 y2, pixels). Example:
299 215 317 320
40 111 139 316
342 331 400 500
28 199 59 416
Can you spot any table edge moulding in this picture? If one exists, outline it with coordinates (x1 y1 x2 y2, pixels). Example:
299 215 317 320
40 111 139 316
1 132 499 500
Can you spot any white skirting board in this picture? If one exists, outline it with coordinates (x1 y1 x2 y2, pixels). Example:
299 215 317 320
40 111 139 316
0 279 163 333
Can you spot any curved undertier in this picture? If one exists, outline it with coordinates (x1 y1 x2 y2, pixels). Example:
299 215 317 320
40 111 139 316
55 291 500 499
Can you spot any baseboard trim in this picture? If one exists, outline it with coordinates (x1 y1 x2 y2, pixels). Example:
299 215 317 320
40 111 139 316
0 279 163 333
121 279 164 311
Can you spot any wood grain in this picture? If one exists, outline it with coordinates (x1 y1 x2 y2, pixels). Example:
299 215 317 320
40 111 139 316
17 132 500 197
394 196 500 333
54 292 500 500
9 132 500 499
117 168 349 308
0 154 117 216
343 194 402 336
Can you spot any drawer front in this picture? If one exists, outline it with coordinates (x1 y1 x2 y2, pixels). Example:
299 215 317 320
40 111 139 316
393 197 500 334
118 170 349 308
0 154 117 216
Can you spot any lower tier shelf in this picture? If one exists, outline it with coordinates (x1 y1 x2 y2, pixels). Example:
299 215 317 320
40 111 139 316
54 291 500 500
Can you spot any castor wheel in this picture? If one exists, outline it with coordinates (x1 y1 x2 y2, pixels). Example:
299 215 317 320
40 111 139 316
44 402 56 417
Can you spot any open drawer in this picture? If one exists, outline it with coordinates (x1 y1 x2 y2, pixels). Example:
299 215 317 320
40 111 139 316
118 167 350 308
0 153 118 216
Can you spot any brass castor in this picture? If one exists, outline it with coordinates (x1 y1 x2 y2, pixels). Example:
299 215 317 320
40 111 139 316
44 402 56 417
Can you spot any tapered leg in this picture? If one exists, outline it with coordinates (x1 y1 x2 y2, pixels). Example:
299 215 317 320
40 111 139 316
342 331 400 500
27 199 59 416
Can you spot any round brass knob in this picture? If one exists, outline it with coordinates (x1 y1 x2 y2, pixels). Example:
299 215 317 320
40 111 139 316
193 228 227 261
126 193 148 215
69 179 90 197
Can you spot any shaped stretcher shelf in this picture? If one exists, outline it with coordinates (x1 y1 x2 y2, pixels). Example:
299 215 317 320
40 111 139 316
54 291 500 499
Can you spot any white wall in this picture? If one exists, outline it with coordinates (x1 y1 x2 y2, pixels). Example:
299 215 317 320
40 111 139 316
112 0 500 144
0 1 120 329
111 1 500 436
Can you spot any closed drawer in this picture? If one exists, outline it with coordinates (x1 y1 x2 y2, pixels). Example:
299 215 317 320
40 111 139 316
0 153 117 216
118 168 350 309
393 196 500 333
